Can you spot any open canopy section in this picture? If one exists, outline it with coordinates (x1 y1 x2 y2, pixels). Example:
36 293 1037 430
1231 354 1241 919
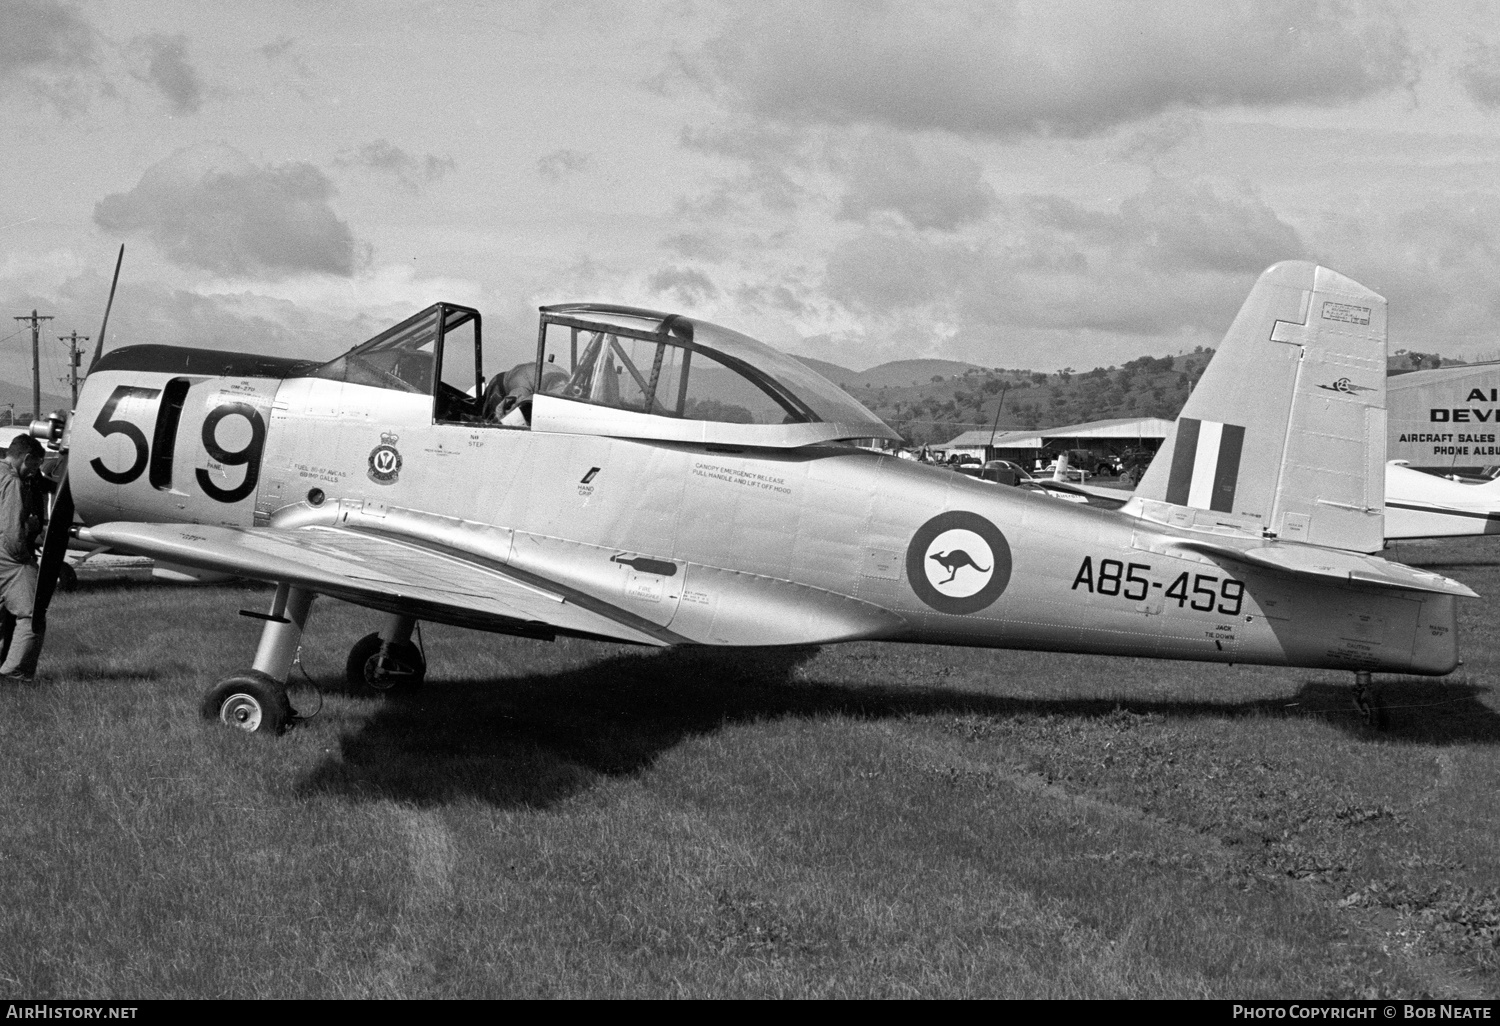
310 303 481 411
530 305 899 447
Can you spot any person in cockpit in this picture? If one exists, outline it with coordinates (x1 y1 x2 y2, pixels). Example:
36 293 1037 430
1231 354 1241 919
484 361 568 426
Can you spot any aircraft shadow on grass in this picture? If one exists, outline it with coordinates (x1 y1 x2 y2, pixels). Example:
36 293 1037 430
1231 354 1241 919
293 646 1500 810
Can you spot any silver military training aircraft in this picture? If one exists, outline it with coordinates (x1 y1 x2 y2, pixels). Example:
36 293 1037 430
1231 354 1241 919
30 260 1475 735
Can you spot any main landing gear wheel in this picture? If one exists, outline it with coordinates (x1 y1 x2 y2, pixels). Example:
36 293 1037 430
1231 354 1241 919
346 632 426 694
201 672 291 736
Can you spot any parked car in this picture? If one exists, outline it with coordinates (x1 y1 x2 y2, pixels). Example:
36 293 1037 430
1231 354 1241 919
968 460 1034 486
1040 459 1090 482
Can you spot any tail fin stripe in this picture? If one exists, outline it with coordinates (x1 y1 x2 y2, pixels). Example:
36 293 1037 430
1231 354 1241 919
1166 417 1246 512
1211 423 1245 513
1165 417 1201 505
1187 420 1225 509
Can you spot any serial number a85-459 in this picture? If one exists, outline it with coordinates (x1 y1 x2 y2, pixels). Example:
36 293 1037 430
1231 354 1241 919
1071 557 1244 616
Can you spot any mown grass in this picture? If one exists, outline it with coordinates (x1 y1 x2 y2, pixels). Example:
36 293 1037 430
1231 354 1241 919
3 540 1500 997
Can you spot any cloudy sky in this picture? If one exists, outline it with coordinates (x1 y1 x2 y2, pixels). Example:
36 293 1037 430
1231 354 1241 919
4 0 1500 394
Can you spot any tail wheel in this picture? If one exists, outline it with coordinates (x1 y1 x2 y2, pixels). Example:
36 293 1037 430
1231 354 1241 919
201 672 290 736
346 631 426 694
1354 689 1388 731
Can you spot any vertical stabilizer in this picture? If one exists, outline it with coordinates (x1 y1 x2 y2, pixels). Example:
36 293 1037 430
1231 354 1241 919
1128 261 1387 552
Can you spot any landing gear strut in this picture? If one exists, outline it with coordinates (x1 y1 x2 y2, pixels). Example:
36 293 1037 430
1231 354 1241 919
1352 670 1387 730
346 613 425 694
201 583 314 736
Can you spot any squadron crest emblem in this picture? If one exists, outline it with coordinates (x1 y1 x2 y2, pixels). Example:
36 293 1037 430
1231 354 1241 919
1316 377 1375 394
367 432 403 485
905 511 1013 615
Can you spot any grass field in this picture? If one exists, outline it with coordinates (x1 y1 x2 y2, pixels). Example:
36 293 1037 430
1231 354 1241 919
3 540 1500 998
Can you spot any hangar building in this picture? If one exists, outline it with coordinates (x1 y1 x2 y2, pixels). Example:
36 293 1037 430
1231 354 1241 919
941 416 1173 471
1389 362 1500 472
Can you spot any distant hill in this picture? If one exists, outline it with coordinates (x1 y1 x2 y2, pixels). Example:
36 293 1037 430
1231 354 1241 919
798 344 1480 447
794 357 982 390
794 356 858 385
848 359 982 389
843 351 1217 446
0 378 71 424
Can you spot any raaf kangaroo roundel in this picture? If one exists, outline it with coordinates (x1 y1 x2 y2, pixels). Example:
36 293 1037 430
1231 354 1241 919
906 511 1013 615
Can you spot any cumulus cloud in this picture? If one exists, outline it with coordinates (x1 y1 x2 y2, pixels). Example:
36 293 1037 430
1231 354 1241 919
694 0 1413 138
680 120 812 164
1028 179 1306 275
536 148 592 181
1458 41 1500 108
125 34 203 114
1115 111 1205 166
736 282 808 317
802 175 1311 369
825 231 955 316
259 35 311 78
661 232 729 262
834 130 994 230
0 0 91 74
1312 191 1500 356
829 179 1300 317
800 182 1500 370
676 167 805 220
334 140 455 194
94 144 357 279
0 0 97 112
647 266 718 307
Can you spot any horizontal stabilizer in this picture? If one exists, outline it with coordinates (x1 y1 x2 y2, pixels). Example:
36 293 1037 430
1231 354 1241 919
1168 538 1477 598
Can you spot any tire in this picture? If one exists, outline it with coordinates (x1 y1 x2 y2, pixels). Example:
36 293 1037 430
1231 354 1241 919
200 672 289 736
57 562 78 593
345 631 425 694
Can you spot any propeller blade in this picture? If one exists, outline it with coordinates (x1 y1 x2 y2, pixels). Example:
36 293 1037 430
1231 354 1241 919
87 244 125 375
34 469 74 624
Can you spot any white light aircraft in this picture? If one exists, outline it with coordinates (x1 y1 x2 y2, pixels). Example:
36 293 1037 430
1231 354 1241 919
25 261 1474 734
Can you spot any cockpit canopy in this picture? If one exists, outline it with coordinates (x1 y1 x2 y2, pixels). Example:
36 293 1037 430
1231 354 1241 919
312 301 899 448
531 305 898 446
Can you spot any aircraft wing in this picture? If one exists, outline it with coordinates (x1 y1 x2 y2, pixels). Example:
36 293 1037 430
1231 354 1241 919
1166 537 1478 598
84 521 676 646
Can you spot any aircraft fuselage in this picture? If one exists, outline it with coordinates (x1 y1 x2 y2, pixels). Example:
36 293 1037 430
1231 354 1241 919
67 352 1460 676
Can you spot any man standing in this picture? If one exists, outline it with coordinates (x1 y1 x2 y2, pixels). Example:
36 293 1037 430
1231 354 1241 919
0 435 45 683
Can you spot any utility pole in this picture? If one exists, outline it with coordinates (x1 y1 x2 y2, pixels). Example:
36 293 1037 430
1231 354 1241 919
13 309 53 421
57 330 88 408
